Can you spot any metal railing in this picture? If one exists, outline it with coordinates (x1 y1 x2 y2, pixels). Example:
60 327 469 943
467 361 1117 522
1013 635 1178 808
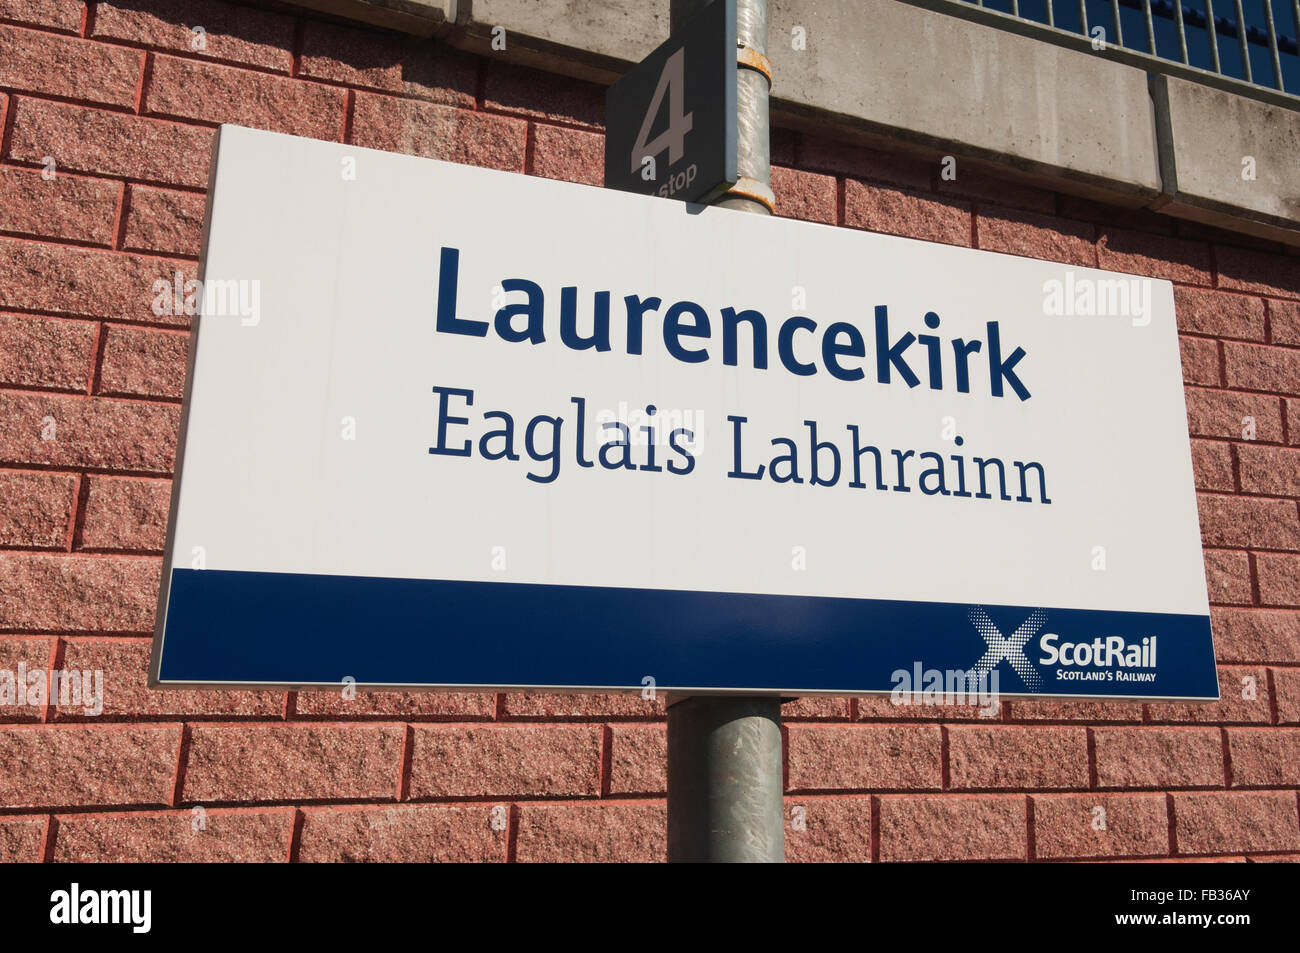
901 0 1300 107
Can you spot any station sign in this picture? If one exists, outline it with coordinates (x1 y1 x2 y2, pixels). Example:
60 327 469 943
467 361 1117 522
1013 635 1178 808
151 125 1217 700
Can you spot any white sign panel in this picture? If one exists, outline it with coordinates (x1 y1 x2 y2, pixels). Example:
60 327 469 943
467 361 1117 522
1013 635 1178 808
151 125 1216 699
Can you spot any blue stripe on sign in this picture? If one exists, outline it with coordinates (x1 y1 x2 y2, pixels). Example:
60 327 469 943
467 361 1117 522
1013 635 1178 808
156 568 1218 698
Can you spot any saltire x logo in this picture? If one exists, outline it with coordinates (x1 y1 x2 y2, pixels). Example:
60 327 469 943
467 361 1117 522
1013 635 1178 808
968 606 1047 692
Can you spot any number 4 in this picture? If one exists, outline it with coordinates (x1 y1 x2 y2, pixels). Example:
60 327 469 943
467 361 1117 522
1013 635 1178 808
630 47 694 176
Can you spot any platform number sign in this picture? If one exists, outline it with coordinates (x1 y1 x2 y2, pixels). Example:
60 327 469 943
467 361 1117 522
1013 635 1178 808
604 0 737 204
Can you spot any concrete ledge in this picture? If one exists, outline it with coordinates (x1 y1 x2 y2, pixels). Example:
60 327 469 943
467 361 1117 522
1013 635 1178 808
1151 75 1300 246
767 0 1161 203
452 0 669 68
275 0 1300 246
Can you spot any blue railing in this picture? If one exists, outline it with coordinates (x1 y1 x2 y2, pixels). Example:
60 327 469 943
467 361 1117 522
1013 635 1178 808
911 0 1300 104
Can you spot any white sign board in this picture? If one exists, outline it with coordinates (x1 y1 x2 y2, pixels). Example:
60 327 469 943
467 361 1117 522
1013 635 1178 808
151 125 1216 700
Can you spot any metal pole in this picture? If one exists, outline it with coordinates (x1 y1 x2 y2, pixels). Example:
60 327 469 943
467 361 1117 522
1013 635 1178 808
665 0 783 864
1204 0 1223 73
667 695 785 862
1262 0 1284 90
1173 0 1189 65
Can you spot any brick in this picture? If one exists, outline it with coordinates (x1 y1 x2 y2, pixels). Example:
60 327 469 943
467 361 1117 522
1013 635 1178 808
1290 399 1300 446
122 185 205 258
1178 335 1221 386
769 127 796 167
0 167 119 246
1238 444 1300 497
515 802 664 862
0 470 75 548
94 0 295 72
844 180 971 247
947 726 1088 789
293 689 493 719
1273 667 1300 723
976 205 1095 267
1135 854 1249 862
0 724 179 808
1227 729 1300 786
53 808 292 861
1097 228 1212 285
1058 195 1177 235
1032 794 1170 859
1224 341 1300 396
1190 439 1234 492
1185 388 1282 442
799 134 931 189
299 21 474 105
786 724 942 791
0 0 83 32
0 635 56 720
57 638 282 719
1177 220 1282 251
784 797 872 862
483 61 604 129
1197 495 1300 550
6 98 215 189
77 476 170 552
0 237 195 324
1093 727 1224 788
183 724 404 803
0 815 46 861
1256 553 1300 606
1272 298 1300 346
499 691 662 719
934 168 1056 215
408 724 601 798
96 324 187 399
1216 245 1300 299
145 55 346 140
1174 791 1300 854
0 554 159 632
771 165 836 225
1005 698 1144 722
0 23 141 108
1173 288 1266 340
0 391 179 473
299 804 505 863
1213 609 1300 663
529 124 602 188
351 95 527 173
878 794 1027 861
855 692 999 721
783 695 852 719
1147 666 1272 724
608 723 665 795
1202 549 1252 605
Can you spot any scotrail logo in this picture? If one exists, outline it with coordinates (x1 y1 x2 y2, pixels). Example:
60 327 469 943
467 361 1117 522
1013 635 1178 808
967 606 1158 689
968 606 1046 692
1041 632 1158 684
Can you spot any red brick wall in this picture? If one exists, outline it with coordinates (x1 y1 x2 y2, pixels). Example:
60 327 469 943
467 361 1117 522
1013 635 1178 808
1 0 1298 862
